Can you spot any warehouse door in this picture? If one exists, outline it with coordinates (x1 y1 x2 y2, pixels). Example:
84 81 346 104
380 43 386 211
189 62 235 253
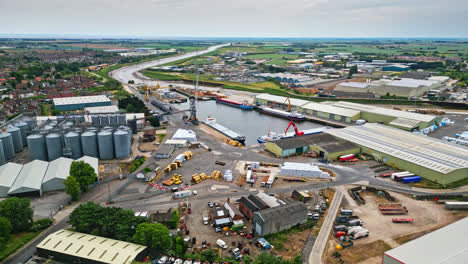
313 110 317 116
330 114 335 120
255 223 262 235
341 116 346 122
296 147 304 154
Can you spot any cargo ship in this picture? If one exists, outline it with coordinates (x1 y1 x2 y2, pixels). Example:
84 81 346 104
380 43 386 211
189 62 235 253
257 106 305 121
216 97 254 110
203 118 246 145
257 127 328 143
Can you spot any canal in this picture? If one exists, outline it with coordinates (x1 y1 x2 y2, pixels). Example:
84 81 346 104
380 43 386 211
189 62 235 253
172 99 324 145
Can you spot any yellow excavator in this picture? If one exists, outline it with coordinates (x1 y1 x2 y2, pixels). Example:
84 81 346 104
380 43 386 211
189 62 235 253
283 97 292 112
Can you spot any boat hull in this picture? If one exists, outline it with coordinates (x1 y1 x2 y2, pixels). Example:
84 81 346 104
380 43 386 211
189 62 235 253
257 108 305 121
216 98 254 110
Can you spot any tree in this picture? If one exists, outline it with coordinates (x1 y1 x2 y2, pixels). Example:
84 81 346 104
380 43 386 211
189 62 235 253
173 236 187 256
147 116 160 127
64 176 81 201
201 249 216 263
0 197 33 233
69 161 97 192
133 223 172 253
0 216 12 248
126 104 136 113
348 65 358 78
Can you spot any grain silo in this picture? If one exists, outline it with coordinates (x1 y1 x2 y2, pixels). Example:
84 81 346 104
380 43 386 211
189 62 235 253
81 131 98 158
99 115 109 126
56 116 65 123
15 121 29 146
109 114 118 126
75 115 85 124
91 115 100 126
118 114 126 125
0 141 5 165
42 125 54 134
114 130 130 159
0 133 15 160
98 131 114 160
27 134 48 161
119 126 133 147
64 132 82 159
7 126 23 153
46 133 63 161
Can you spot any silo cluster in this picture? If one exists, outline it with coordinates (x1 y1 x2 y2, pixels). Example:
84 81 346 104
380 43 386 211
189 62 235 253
1 114 132 163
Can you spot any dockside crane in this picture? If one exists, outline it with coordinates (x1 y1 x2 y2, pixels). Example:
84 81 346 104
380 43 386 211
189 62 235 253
285 121 304 136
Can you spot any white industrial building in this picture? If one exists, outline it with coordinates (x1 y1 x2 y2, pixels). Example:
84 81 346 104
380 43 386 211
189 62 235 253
382 217 468 264
171 129 197 142
42 157 74 192
0 162 23 197
0 156 98 197
84 105 119 114
280 162 328 178
8 160 49 196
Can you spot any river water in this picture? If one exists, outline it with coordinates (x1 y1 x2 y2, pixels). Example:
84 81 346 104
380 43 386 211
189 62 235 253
172 99 323 145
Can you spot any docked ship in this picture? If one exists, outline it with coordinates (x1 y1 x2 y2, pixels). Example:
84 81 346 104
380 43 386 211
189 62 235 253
257 106 305 121
215 96 254 110
257 127 328 143
203 118 246 145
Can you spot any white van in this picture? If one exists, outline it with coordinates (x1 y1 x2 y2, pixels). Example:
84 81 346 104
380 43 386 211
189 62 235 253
216 239 228 249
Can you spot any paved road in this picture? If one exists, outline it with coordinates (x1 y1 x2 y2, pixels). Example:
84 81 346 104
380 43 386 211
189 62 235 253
309 190 343 264
110 43 230 85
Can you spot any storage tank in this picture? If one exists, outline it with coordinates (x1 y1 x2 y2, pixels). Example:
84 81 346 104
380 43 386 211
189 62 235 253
64 132 82 159
56 116 65 123
114 130 130 159
42 125 54 134
15 121 29 146
75 115 85 124
91 115 100 126
46 133 63 161
120 126 133 147
22 116 35 131
109 114 118 126
0 133 15 160
98 131 114 159
81 131 99 158
7 126 23 153
118 114 126 125
27 134 48 161
0 141 5 165
99 115 109 126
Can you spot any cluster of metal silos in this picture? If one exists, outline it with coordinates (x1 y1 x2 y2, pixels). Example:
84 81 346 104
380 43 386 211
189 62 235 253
0 120 36 165
90 114 126 127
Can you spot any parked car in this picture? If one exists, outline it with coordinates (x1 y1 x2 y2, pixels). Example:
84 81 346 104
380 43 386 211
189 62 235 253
193 260 201 264
215 227 222 232
217 239 228 249
231 248 243 260
203 216 209 225
183 259 192 264
234 198 241 204
184 236 191 243
208 202 214 208
214 202 219 208
174 259 183 264
193 190 197 195
158 256 168 264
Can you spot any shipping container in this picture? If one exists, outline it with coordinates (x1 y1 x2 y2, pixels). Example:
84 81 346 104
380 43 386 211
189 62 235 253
340 209 353 216
392 218 414 223
444 201 468 210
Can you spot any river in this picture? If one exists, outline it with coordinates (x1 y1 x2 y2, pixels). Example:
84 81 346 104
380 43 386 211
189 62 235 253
172 99 324 145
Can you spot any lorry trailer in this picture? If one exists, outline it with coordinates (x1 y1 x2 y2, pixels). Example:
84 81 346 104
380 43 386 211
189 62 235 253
402 176 422 183
381 210 408 215
173 190 192 198
339 154 355 162
391 172 414 181
340 209 353 216
392 218 414 223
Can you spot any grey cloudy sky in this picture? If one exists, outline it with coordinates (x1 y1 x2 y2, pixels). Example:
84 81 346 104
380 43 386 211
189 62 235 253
1 0 467 38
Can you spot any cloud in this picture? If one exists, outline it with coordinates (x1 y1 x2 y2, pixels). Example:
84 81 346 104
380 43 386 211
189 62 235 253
0 0 467 37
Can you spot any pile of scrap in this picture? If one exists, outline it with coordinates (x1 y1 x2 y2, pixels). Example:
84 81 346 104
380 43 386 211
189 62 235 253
379 203 408 215
304 151 318 158
319 167 335 177
225 139 242 148
192 172 208 184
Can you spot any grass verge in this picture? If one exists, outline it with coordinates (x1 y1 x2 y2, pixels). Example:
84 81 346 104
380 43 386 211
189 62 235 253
0 231 42 261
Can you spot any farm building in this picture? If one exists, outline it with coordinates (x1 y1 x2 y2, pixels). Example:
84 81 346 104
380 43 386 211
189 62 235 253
382 217 468 264
301 101 360 123
0 162 23 197
330 101 441 130
253 202 308 236
326 123 468 185
8 160 49 196
37 229 147 264
53 95 112 111
41 157 74 192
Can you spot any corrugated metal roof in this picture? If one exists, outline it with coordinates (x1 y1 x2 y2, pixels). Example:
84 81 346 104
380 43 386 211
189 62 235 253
8 160 48 194
338 82 370 89
42 157 73 184
37 229 146 264
384 217 468 264
256 193 280 208
389 118 421 129
256 202 307 222
0 162 23 188
84 105 119 114
331 101 437 123
326 123 468 174
255 93 309 107
53 95 110 106
76 156 99 176
303 101 360 117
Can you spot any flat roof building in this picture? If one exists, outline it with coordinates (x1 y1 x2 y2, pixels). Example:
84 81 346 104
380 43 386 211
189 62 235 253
8 160 49 196
53 95 112 111
382 217 468 264
37 229 147 264
326 123 468 185
84 105 119 114
0 162 23 197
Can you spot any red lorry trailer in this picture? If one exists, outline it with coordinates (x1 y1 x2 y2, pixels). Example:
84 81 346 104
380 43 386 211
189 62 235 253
339 154 355 162
392 218 414 223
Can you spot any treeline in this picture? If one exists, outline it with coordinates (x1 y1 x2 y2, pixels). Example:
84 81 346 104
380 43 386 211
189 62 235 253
118 96 151 115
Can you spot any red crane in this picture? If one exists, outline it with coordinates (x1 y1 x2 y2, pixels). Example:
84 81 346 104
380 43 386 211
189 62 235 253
285 121 304 136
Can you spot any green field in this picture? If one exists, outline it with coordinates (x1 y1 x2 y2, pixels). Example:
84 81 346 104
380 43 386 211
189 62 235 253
0 231 42 261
